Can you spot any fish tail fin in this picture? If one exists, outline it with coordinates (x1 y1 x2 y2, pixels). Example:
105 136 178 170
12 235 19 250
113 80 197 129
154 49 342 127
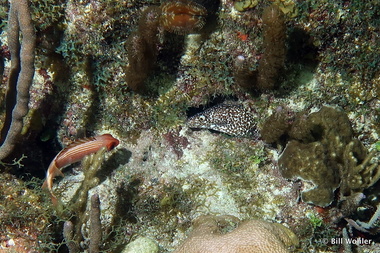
42 180 48 189
51 194 58 206
42 182 60 205
41 164 64 189
42 185 59 205
51 165 65 178
42 161 65 205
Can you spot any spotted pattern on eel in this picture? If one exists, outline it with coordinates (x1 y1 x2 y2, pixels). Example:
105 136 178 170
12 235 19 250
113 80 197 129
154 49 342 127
187 104 257 137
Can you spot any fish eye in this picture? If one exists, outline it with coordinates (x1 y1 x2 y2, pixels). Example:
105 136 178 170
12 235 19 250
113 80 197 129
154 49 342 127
108 141 119 150
199 115 206 121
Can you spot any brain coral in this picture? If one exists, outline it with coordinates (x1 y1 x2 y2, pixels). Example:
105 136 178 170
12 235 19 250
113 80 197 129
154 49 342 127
174 215 299 253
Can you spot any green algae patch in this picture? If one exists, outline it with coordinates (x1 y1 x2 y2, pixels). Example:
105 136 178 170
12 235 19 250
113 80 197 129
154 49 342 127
375 141 380 152
205 137 286 218
208 137 265 178
0 173 58 251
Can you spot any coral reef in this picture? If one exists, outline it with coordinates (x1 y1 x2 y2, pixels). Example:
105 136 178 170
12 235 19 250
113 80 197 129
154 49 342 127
163 126 190 158
262 106 380 206
1 0 380 252
174 215 299 253
0 0 35 160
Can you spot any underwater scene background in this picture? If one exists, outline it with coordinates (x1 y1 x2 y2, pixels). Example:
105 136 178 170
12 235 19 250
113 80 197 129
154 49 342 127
0 0 380 252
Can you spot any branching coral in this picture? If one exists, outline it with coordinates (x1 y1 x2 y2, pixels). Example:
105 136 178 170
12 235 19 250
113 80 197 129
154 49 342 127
0 0 35 160
340 140 380 197
63 194 102 253
174 215 299 253
59 148 109 251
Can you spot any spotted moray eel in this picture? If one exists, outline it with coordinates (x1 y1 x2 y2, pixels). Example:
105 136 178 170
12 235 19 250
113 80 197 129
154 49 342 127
187 104 257 137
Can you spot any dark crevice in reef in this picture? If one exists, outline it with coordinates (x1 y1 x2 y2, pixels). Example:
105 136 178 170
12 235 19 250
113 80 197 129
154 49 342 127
186 95 239 118
277 27 320 95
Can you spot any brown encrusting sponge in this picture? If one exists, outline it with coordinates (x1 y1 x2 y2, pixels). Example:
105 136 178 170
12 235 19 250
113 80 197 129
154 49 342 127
261 106 380 207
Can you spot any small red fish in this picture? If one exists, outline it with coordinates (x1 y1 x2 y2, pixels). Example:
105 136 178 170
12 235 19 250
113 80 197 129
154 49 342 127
42 134 119 203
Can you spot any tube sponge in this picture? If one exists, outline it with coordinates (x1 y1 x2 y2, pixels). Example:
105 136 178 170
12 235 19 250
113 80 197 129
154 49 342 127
234 4 286 94
256 4 286 91
125 6 161 94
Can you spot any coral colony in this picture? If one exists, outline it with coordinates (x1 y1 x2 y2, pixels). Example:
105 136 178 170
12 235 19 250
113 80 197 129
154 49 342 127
1 0 380 252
